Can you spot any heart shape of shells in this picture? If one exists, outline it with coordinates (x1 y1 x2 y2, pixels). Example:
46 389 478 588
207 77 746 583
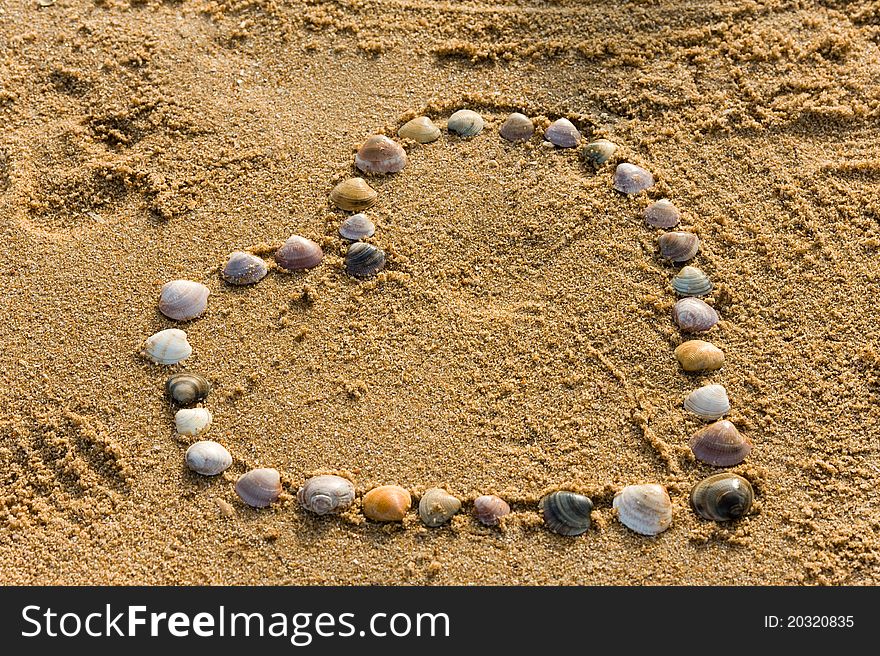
141 108 756 537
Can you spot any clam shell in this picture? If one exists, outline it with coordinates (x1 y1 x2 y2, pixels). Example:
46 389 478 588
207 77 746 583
583 139 617 167
185 440 232 476
499 112 534 142
674 340 725 372
672 266 712 297
684 383 730 420
473 495 510 526
418 488 461 527
339 213 375 241
158 280 209 322
345 242 386 277
644 199 681 229
672 297 719 333
329 177 378 212
613 163 654 194
235 468 282 508
447 109 484 137
544 118 581 148
355 135 407 175
659 231 700 262
690 473 754 521
362 485 411 521
165 372 211 406
142 328 192 365
398 116 441 144
689 420 751 466
222 251 268 286
297 475 355 515
541 491 593 536
613 484 672 536
275 235 323 271
174 407 212 436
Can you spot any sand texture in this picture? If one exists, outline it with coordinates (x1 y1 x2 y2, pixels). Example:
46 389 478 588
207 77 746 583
1 0 879 585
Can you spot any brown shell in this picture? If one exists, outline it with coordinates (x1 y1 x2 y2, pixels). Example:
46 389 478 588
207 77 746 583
672 298 719 333
473 495 510 526
674 340 725 372
659 231 700 262
689 420 752 467
644 199 681 229
690 473 754 521
362 485 411 521
329 178 378 212
275 235 324 271
398 116 441 144
354 135 407 174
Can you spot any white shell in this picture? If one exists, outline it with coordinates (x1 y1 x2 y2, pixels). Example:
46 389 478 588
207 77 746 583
185 440 232 476
684 384 730 421
447 109 484 137
175 408 213 436
672 266 712 297
158 280 210 321
142 328 192 365
613 484 673 536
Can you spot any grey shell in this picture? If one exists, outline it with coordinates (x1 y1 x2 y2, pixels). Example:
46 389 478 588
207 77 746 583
222 251 268 286
541 491 593 536
690 473 754 521
345 242 386 277
297 475 356 515
613 163 655 194
166 372 211 406
339 214 376 241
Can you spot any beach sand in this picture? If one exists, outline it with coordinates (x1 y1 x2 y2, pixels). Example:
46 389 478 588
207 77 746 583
1 0 879 585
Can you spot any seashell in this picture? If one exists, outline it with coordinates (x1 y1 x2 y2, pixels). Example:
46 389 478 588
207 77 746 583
418 488 461 527
583 139 617 167
473 495 510 526
166 372 211 406
174 407 212 436
275 235 323 271
644 199 681 229
345 242 386 277
540 491 593 536
613 484 673 536
613 163 654 194
689 420 751 466
362 485 411 521
222 251 268 286
690 473 754 521
447 109 484 137
674 340 725 372
339 213 375 241
329 177 378 212
398 116 441 144
659 231 700 262
235 468 282 508
499 112 534 142
544 118 581 148
158 280 210 322
672 297 719 333
684 383 730 420
355 135 407 175
185 440 232 476
671 265 712 297
142 328 192 365
297 475 355 515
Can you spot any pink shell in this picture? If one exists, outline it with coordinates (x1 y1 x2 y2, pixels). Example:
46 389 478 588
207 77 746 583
275 235 323 271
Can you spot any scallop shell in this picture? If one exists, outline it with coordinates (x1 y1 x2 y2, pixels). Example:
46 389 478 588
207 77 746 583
674 340 725 372
671 266 712 296
275 235 323 271
362 485 411 521
398 116 441 144
418 488 461 527
644 199 681 229
613 484 673 536
583 139 618 167
158 280 210 322
499 112 534 142
142 328 192 365
659 231 700 262
235 468 282 508
689 420 751 466
222 251 268 286
684 383 730 420
345 242 386 277
185 440 232 476
544 118 581 148
297 475 356 515
165 372 211 406
329 177 378 212
473 495 510 526
339 213 375 241
541 491 593 536
355 135 407 175
613 163 655 194
174 407 212 436
690 473 754 521
447 109 484 137
672 297 719 333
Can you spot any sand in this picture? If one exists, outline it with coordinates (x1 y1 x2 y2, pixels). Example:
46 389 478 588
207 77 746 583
1 0 879 585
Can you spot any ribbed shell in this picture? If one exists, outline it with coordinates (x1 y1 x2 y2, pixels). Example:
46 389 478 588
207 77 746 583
684 383 730 420
275 235 324 271
447 109 484 137
659 232 700 262
690 473 754 521
583 139 617 167
185 440 232 476
613 484 673 536
297 475 356 515
398 116 441 144
674 340 725 372
418 488 461 527
235 468 282 508
339 213 375 241
544 118 581 148
689 420 752 467
174 407 213 436
158 280 210 321
613 163 655 194
362 485 411 521
355 135 407 174
499 113 534 142
329 178 378 212
345 242 386 277
166 372 211 406
222 251 268 286
672 266 712 296
143 328 192 365
644 199 681 229
541 491 593 536
672 297 719 333
473 495 510 526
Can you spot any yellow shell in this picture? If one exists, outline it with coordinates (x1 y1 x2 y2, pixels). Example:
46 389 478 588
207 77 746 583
329 178 378 212
362 485 411 522
674 340 725 372
398 116 441 143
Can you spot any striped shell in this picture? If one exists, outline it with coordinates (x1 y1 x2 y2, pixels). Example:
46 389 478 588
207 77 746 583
418 488 461 527
185 440 232 476
165 372 211 406
174 407 212 436
659 232 700 262
398 116 441 144
355 135 407 174
473 495 510 526
297 475 356 515
447 109 484 137
362 485 411 521
644 199 681 229
142 328 192 365
673 298 719 333
544 118 581 148
222 251 268 286
583 139 617 167
235 468 282 508
158 280 210 321
690 473 754 521
499 113 534 142
541 491 593 536
345 242 386 277
339 213 375 241
689 420 751 467
275 235 323 271
672 266 712 296
613 163 654 194
613 484 673 536
329 177 378 212
684 383 730 420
